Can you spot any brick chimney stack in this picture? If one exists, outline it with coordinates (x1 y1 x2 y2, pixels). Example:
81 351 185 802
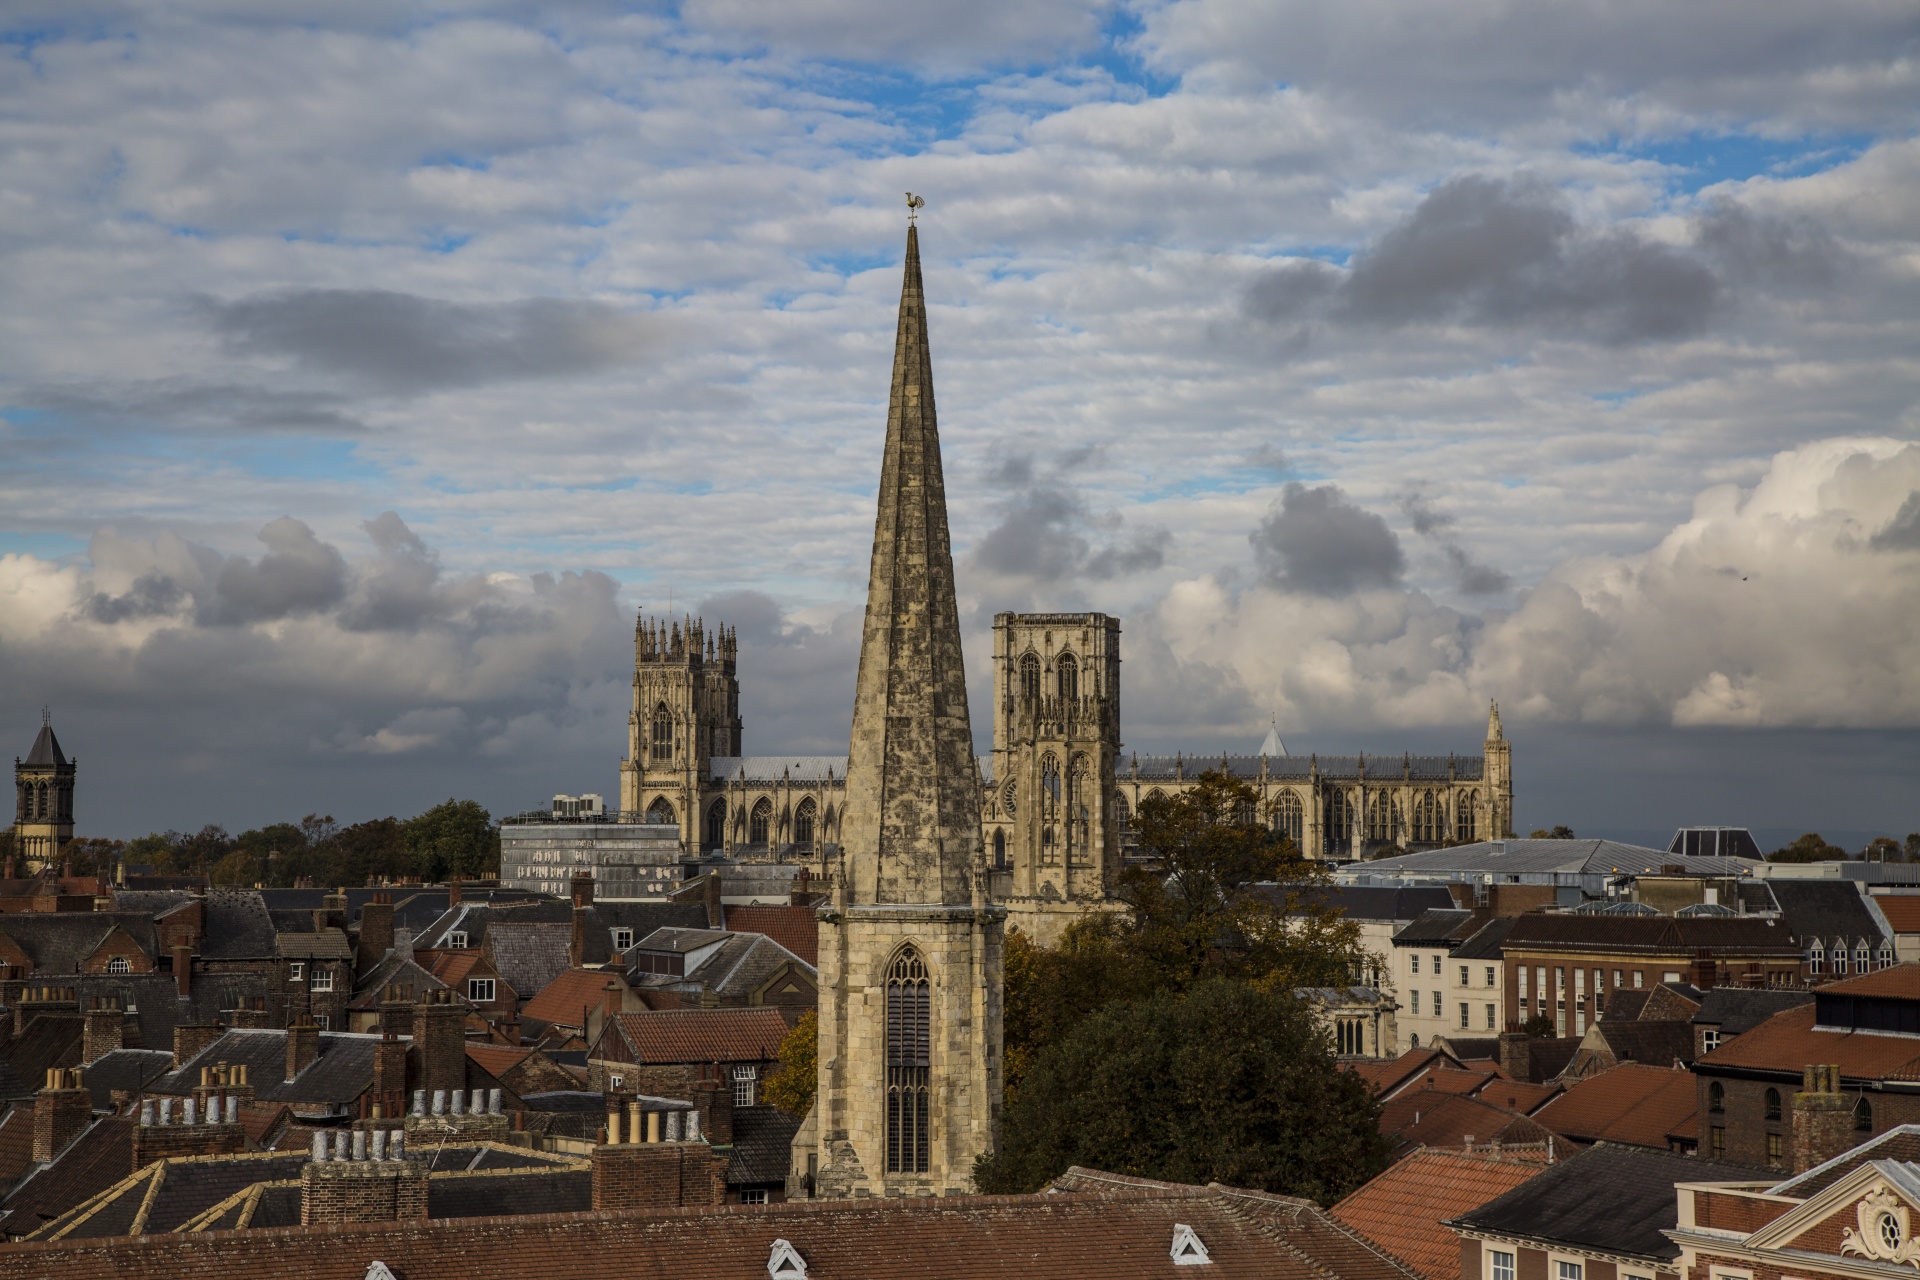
413 989 465 1099
790 867 812 907
131 1085 246 1170
1792 1063 1853 1173
703 871 723 929
32 1068 93 1164
688 1061 733 1146
171 941 193 997
300 1130 428 1225
590 1103 726 1211
229 996 271 1029
357 891 395 975
570 871 594 966
286 1017 321 1083
448 876 463 907
82 995 125 1064
172 1022 222 1070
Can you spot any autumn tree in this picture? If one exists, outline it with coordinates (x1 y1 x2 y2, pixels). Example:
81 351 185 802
761 1010 817 1116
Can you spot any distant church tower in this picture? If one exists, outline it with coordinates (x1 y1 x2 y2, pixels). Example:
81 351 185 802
1484 701 1513 839
618 617 741 849
801 219 1005 1198
987 613 1122 927
14 712 75 875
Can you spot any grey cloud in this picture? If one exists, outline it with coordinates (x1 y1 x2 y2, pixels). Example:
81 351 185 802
340 512 445 632
683 0 1111 68
1870 492 1920 551
206 518 349 625
1249 175 1722 345
21 380 365 435
1400 492 1512 595
971 483 1170 583
84 573 189 624
1251 482 1403 595
205 289 659 394
697 589 786 643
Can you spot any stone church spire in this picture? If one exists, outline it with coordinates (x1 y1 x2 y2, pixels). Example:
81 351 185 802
839 223 983 908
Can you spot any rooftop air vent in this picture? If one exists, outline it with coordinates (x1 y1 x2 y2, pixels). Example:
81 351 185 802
1172 1223 1212 1266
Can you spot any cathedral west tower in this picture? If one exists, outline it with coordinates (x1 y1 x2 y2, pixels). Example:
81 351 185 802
798 218 1005 1198
14 712 75 875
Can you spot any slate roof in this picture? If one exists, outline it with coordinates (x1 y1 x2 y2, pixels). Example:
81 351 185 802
30 1151 312 1240
1769 1124 1920 1198
485 921 572 998
427 1167 592 1219
1393 909 1474 946
346 953 452 1009
1768 880 1891 945
1333 1148 1547 1280
0 1109 35 1195
78 1049 175 1108
723 904 820 966
1604 989 1653 1020
0 915 157 974
1129 753 1483 783
0 1116 133 1237
147 1029 380 1110
710 755 846 783
1690 986 1814 1035
631 932 816 1002
1448 1144 1769 1261
728 1105 804 1185
1532 1064 1698 1147
0 1014 82 1103
22 723 66 768
1454 918 1515 961
105 890 193 916
200 890 279 959
1500 914 1800 955
600 1008 791 1065
1592 1020 1695 1068
72 970 274 1055
1355 840 1751 879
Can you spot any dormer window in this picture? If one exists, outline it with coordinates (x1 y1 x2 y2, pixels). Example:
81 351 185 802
448 931 469 949
767 1239 808 1280
1171 1223 1212 1266
613 928 634 951
1808 944 1824 976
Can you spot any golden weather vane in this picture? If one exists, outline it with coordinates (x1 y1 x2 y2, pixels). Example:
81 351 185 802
905 192 924 223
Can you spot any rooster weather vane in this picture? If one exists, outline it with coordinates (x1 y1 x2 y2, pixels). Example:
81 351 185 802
906 192 924 223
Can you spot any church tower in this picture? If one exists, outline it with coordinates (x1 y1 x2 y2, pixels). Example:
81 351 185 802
1484 701 1513 839
618 616 740 850
804 218 1005 1198
14 712 75 875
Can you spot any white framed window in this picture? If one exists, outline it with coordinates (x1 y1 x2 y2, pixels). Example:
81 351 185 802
613 927 633 951
1432 990 1441 1016
1702 1029 1720 1052
313 1014 330 1030
1459 1003 1470 1029
733 1064 758 1107
1489 1250 1515 1280
1411 991 1420 1015
468 978 496 1003
310 969 334 992
107 956 131 973
288 961 305 981
1556 1260 1583 1280
609 1073 625 1090
1459 965 1469 986
448 931 469 949
740 1188 769 1205
1411 955 1421 975
1485 1004 1496 1030
1632 971 1644 988
1662 971 1683 983
1485 966 1496 988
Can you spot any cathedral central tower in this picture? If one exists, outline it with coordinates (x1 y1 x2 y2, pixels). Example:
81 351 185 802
800 219 1005 1198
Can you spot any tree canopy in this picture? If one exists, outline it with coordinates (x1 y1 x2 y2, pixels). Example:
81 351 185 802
761 1010 818 1117
976 979 1388 1203
113 799 500 885
1770 832 1848 863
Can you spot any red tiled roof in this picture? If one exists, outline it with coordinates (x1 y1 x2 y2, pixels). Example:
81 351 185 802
427 951 482 986
1816 961 1920 997
606 1008 791 1066
1376 1093 1559 1158
466 1043 534 1078
1477 1081 1561 1115
1530 1063 1697 1147
521 968 627 1028
1333 1148 1547 1280
722 905 819 966
1873 899 1920 933
237 1101 292 1149
1697 1003 1920 1080
0 1170 1422 1280
1350 1050 1450 1098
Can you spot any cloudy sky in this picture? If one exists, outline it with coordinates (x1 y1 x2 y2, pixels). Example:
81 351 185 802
2 1 1918 848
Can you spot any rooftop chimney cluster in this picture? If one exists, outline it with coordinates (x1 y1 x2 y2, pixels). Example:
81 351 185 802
310 1128 408 1163
139 1093 241 1126
411 1088 502 1117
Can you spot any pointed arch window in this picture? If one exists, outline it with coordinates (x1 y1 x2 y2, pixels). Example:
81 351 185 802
993 829 1007 867
705 800 727 851
1272 791 1304 845
1067 755 1092 863
750 798 772 847
1325 789 1353 850
650 703 674 761
1366 793 1398 843
1057 651 1078 703
1040 754 1062 865
1112 792 1134 857
1019 653 1041 705
1457 793 1478 843
794 798 817 852
886 947 930 1174
646 796 676 826
1412 792 1446 844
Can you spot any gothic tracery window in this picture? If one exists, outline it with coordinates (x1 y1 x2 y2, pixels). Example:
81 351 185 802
705 800 726 851
1040 754 1061 865
1057 652 1078 703
1019 653 1041 705
1325 789 1352 851
1366 793 1398 843
1412 791 1446 844
646 796 676 826
1457 793 1478 843
886 947 930 1174
794 798 817 851
1272 791 1304 845
650 703 674 761
750 798 772 846
993 829 1006 866
1067 755 1091 863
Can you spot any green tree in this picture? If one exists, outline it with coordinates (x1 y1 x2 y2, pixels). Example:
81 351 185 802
1118 769 1359 991
976 979 1389 1203
405 799 498 881
1907 833 1920 862
332 818 411 885
0 827 13 869
761 1010 817 1116
174 825 234 874
61 837 125 876
1529 825 1577 839
209 847 257 885
1002 920 1159 1098
124 831 178 871
1771 833 1847 863
1864 836 1903 862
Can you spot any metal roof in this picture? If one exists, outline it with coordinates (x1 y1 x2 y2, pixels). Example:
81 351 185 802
1339 839 1759 881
